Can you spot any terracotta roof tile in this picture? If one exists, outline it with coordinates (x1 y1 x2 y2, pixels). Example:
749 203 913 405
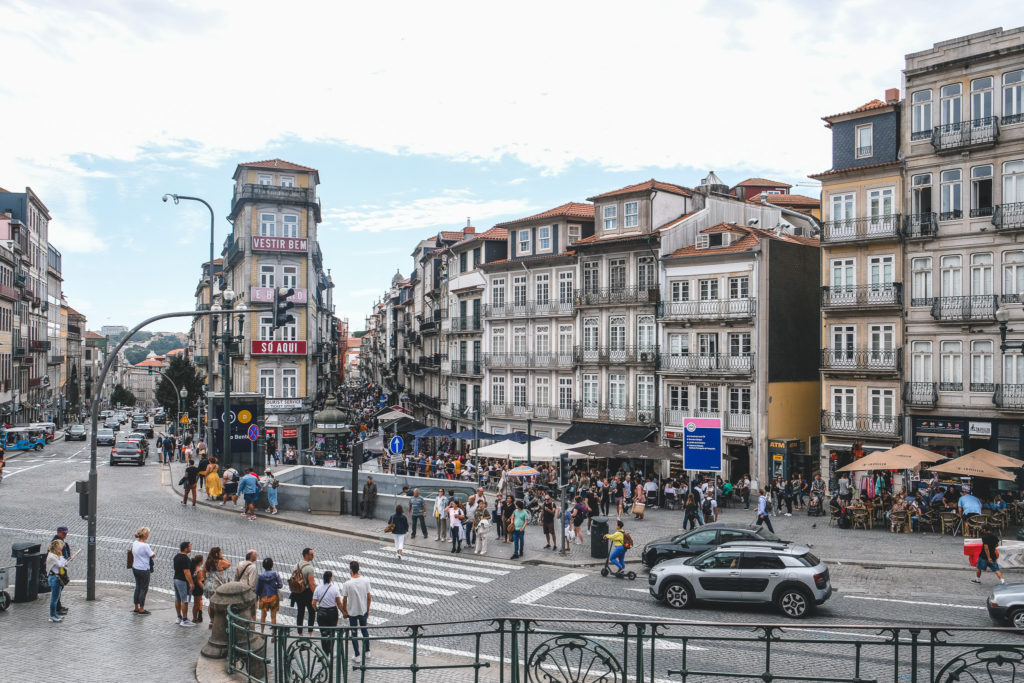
438 231 467 241
822 99 893 122
494 202 594 228
85 331 104 339
808 160 901 179
587 179 692 201
574 231 658 247
734 178 792 188
747 192 821 208
483 250 576 267
135 358 166 368
238 158 318 173
449 227 509 249
666 223 818 258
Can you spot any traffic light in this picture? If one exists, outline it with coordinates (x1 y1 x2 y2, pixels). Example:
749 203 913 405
272 286 295 331
558 452 570 488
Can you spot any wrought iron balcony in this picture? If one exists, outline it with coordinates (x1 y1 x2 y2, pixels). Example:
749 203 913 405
574 346 660 365
938 382 963 391
14 271 26 288
929 295 997 322
572 402 656 425
820 283 902 310
449 359 483 376
820 348 901 373
993 202 1024 233
484 352 573 369
970 382 996 393
482 402 573 421
443 316 482 333
665 409 751 433
903 213 938 239
995 384 1024 411
658 352 754 375
231 184 321 222
939 209 963 221
903 381 937 407
482 300 574 318
30 340 51 351
419 353 441 369
13 346 25 358
574 287 659 307
0 283 17 301
931 117 999 153
48 354 65 365
821 411 901 438
192 355 210 367
820 216 900 244
658 297 756 321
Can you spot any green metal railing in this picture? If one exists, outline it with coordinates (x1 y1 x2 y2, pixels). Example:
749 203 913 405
226 608 1024 682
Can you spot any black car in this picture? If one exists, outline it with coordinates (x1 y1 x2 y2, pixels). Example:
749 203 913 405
64 425 87 441
641 523 783 568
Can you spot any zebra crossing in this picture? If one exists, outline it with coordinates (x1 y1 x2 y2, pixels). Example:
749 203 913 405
269 545 523 627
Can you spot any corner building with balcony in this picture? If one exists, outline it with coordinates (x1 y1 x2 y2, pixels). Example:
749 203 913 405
812 89 907 478
901 27 1024 461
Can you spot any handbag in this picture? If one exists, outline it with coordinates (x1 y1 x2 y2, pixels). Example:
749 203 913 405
632 502 646 515
384 521 396 533
57 567 70 587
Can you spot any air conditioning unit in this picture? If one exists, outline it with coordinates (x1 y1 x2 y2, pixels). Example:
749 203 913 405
640 352 653 362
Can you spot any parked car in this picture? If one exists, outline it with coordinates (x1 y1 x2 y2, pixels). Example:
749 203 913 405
64 425 87 441
648 542 832 618
110 440 146 466
642 523 784 568
987 583 1024 629
96 428 115 446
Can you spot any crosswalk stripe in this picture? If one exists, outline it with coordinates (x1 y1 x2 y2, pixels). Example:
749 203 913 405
397 548 524 570
320 559 469 590
363 549 510 576
323 574 457 597
340 555 493 583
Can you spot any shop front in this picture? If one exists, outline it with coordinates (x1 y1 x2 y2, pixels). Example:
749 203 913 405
911 416 1022 481
265 398 312 461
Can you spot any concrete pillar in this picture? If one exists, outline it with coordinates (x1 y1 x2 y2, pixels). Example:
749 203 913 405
202 580 265 679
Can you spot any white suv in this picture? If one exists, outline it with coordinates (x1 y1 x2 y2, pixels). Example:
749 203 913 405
648 542 832 618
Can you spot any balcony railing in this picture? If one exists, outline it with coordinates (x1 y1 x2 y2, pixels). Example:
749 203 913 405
903 213 938 239
482 402 573 421
939 381 963 392
231 184 320 222
665 409 751 433
572 403 656 425
931 117 999 152
575 287 659 307
993 202 1024 233
419 353 441 369
995 384 1024 411
820 348 901 373
485 352 574 369
820 215 900 243
13 346 25 358
48 354 65 365
482 300 574 318
658 353 754 375
821 411 902 438
574 346 660 365
820 283 902 309
449 359 482 376
0 283 17 301
658 297 756 321
903 381 938 407
929 295 998 322
443 317 482 332
29 340 51 351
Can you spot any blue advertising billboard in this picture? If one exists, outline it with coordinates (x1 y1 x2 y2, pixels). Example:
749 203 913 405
682 417 723 472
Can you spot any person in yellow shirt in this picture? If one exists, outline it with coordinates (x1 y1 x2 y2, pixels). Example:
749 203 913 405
603 520 628 576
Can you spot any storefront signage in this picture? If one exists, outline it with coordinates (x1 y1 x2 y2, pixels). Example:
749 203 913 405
682 417 722 472
213 400 261 455
773 454 784 461
266 399 304 411
251 236 308 252
282 427 298 438
251 340 307 355
913 418 964 435
969 422 992 437
250 287 307 303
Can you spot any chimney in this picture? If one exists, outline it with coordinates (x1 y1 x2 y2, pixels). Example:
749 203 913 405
885 88 900 104
463 226 475 234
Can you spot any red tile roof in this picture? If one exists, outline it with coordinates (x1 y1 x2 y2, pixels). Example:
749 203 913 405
574 231 657 247
822 99 892 122
587 179 692 201
438 231 467 242
85 331 104 339
494 202 594 228
747 192 820 208
135 358 166 368
483 251 576 267
238 158 318 173
165 348 186 356
808 160 901 179
734 178 792 188
450 227 509 248
666 223 818 258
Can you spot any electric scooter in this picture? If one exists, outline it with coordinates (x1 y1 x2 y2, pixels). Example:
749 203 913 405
600 552 637 580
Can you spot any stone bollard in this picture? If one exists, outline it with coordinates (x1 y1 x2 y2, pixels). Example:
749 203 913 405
202 581 265 678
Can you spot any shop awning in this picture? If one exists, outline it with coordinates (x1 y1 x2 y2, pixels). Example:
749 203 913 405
557 422 655 446
822 442 891 453
916 432 960 439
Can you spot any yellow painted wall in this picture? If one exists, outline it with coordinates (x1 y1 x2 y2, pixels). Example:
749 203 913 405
243 169 312 189
767 381 820 443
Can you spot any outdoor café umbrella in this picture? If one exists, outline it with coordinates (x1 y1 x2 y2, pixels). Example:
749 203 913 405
410 426 455 438
499 431 541 443
452 428 496 440
925 456 1016 481
507 464 540 477
836 443 947 472
961 448 1023 470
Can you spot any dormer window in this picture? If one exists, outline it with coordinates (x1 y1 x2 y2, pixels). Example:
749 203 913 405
518 229 531 254
603 205 617 230
855 124 873 158
697 232 730 249
258 175 272 186
567 224 581 245
538 225 551 251
624 201 639 228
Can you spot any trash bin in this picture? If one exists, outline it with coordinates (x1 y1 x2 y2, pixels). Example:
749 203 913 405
590 516 609 559
11 542 42 603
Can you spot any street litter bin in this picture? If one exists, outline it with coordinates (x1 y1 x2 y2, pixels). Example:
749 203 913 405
590 516 609 559
11 542 42 603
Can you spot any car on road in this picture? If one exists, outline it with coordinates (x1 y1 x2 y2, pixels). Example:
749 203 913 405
96 428 116 446
110 439 147 466
641 523 784 568
648 542 832 619
127 432 150 455
64 425 87 441
103 418 120 432
987 583 1024 629
153 413 166 424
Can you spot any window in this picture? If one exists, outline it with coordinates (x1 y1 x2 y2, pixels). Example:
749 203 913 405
831 325 854 362
491 278 505 306
558 324 573 356
567 224 581 245
869 388 895 422
603 205 617 230
729 276 749 299
281 319 297 341
940 255 963 297
939 169 962 220
867 187 895 233
699 278 719 300
971 253 994 295
728 332 751 356
535 274 550 305
282 214 299 238
538 225 551 251
536 377 549 408
698 332 718 355
698 386 719 413
609 259 626 289
1004 353 1024 385
491 376 505 405
260 265 275 288
582 261 600 294
971 165 994 216
558 378 573 410
911 89 932 139
512 326 527 354
1004 251 1024 302
282 265 298 288
729 387 750 414
513 276 527 306
624 201 639 228
258 174 272 186
459 251 467 274
911 173 933 218
869 325 894 363
668 333 689 356
636 375 654 411
941 341 963 390
259 315 274 341
869 255 894 289
518 229 531 254
940 83 962 126
260 213 276 237
832 387 855 416
558 271 573 304
280 176 295 187
1004 160 1024 205
608 316 626 352
608 374 625 410
828 192 854 234
668 385 689 412
671 281 689 301
281 369 297 398
971 340 994 390
912 257 932 305
259 369 275 397
832 258 854 290
582 374 599 410
855 123 873 158
971 76 993 121
583 318 599 353
1005 70 1024 124
512 377 527 406
492 327 506 354
535 325 549 355
637 256 655 290
637 315 655 351
911 341 933 382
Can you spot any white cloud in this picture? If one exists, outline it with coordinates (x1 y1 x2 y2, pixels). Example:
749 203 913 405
325 190 534 233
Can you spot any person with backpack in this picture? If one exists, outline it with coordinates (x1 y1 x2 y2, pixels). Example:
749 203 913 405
196 454 209 492
290 548 317 635
261 470 279 515
256 557 283 633
603 520 631 578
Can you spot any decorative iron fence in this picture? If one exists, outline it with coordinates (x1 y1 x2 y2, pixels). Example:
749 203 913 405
226 610 1024 683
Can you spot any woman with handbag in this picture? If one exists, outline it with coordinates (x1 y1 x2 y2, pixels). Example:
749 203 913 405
447 499 465 553
633 486 646 520
130 527 155 616
312 570 343 661
386 505 409 559
45 539 69 623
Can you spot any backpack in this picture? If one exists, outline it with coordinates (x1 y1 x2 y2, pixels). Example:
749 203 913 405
271 478 280 489
702 498 713 516
127 547 134 570
622 532 634 550
288 564 307 593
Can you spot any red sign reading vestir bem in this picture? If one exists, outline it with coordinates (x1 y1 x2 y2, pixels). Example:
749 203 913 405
251 340 307 355
251 236 308 252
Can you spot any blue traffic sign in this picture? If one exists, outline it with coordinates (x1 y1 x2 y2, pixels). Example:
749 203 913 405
247 424 260 441
379 396 387 407
389 435 404 454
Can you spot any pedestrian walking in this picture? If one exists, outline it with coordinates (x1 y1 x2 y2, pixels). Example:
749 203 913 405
312 570 342 662
433 488 449 541
205 458 222 501
262 470 279 514
221 466 239 506
388 504 409 559
190 554 206 624
409 489 427 538
173 541 197 626
511 500 528 560
238 468 261 521
203 548 231 628
45 539 70 623
234 549 259 593
341 560 373 663
973 524 1007 585
51 526 71 615
130 527 155 615
256 557 283 633
361 476 378 519
181 458 200 506
446 499 464 553
754 489 775 533
290 548 317 635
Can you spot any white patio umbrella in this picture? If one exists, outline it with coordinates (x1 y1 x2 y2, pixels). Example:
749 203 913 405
474 437 587 462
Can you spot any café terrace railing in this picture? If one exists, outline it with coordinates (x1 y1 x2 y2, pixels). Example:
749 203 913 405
227 609 1024 683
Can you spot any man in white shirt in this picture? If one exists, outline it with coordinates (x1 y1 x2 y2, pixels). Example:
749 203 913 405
643 478 659 508
341 560 373 659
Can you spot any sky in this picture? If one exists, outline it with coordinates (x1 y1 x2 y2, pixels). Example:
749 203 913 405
3 0 1024 334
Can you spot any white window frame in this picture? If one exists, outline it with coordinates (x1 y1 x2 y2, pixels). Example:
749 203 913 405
1005 70 1024 123
1004 160 1024 204
970 252 994 295
911 341 933 382
282 265 298 288
558 377 573 410
940 255 963 297
281 368 298 398
535 325 549 355
567 224 581 245
971 340 994 388
603 205 617 231
971 76 993 121
941 341 963 389
939 169 962 219
279 176 295 187
260 265 276 288
624 201 639 228
558 271 573 304
911 89 932 138
491 278 505 306
512 376 527 406
729 276 749 300
636 375 654 411
491 328 506 354
535 273 550 305
491 376 505 405
608 374 626 410
698 386 719 413
258 174 272 186
538 225 551 251
518 229 531 255
260 213 276 237
1003 251 1024 301
855 123 873 158
699 278 719 301
259 368 275 397
535 377 550 408
608 258 626 290
259 315 275 341
671 280 689 302
282 214 299 238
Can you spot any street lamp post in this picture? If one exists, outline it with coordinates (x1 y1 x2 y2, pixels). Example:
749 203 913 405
162 193 216 462
219 290 239 467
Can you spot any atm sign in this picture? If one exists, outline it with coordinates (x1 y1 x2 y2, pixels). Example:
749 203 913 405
251 340 307 355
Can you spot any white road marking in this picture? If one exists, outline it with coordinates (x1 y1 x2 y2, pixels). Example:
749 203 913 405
340 555 492 583
1 462 50 478
363 549 510 575
320 559 468 590
398 548 524 570
844 595 985 610
509 573 586 604
63 481 76 492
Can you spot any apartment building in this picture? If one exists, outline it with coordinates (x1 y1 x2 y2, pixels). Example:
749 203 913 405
66 306 85 417
480 203 594 438
0 234 15 419
46 245 65 417
410 237 447 422
901 27 1024 461
812 89 906 478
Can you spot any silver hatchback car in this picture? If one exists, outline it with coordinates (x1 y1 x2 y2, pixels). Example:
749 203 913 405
987 583 1024 628
648 542 832 618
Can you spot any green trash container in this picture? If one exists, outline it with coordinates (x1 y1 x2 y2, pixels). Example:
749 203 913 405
590 516 610 559
11 542 42 603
